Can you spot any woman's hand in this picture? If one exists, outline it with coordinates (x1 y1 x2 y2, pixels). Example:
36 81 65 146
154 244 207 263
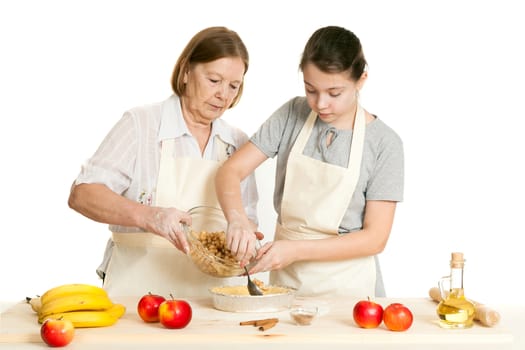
145 207 192 253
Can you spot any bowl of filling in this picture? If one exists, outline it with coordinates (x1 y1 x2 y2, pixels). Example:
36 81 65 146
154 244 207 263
184 206 244 278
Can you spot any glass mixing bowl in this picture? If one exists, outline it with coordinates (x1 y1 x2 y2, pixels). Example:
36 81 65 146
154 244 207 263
184 206 244 277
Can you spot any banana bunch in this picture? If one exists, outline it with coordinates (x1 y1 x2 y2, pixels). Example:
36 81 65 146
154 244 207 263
27 283 126 328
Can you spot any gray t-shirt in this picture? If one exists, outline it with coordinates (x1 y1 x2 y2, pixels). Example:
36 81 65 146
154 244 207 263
251 96 404 229
250 96 404 296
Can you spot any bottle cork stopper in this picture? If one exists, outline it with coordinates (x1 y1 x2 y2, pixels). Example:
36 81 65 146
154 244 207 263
450 252 465 268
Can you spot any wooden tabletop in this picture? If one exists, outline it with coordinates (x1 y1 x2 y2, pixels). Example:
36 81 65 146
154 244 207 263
1 296 522 349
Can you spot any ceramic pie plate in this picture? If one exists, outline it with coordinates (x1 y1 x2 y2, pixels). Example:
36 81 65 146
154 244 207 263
209 285 296 312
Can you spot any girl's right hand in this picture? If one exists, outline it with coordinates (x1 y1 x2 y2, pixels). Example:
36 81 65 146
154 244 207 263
225 215 260 267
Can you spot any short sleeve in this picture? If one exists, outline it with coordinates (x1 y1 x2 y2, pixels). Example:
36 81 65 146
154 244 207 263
74 111 138 195
366 128 404 202
250 98 301 158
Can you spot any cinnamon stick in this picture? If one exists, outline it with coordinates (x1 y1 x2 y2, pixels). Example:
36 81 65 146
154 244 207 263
239 317 279 331
258 320 278 331
239 317 278 326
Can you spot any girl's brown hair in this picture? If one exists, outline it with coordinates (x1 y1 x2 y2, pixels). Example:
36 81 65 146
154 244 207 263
300 26 367 81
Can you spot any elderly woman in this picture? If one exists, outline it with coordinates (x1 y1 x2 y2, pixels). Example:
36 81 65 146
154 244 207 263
68 27 258 297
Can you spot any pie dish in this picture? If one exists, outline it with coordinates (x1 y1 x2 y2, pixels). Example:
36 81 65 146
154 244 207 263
209 284 296 312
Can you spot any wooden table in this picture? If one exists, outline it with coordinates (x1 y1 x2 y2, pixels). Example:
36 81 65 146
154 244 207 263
1 296 522 349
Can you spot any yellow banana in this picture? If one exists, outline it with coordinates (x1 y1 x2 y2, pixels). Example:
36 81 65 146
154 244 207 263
40 283 108 305
106 303 126 319
39 293 114 318
38 309 119 328
26 296 42 313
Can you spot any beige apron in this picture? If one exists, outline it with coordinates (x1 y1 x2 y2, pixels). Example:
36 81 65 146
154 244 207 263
270 105 376 297
103 137 245 297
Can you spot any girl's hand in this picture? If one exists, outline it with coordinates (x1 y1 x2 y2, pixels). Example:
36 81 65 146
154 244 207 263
225 217 259 267
247 240 298 274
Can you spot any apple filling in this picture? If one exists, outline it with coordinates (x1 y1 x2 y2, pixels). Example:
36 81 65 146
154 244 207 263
188 230 243 277
211 282 291 296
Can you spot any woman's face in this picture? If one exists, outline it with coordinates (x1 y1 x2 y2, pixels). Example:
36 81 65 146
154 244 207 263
302 63 366 129
183 56 245 124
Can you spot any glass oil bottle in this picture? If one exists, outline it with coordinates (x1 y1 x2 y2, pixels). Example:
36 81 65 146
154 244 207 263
436 252 475 328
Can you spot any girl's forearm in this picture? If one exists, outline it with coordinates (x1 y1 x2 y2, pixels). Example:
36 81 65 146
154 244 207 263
215 164 247 223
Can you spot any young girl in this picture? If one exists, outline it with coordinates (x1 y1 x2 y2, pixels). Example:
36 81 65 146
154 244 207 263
215 26 404 297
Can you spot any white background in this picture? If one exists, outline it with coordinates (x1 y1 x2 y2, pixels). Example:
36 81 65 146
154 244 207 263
1 0 524 307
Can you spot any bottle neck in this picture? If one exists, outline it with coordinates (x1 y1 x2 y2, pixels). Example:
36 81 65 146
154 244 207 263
449 266 465 296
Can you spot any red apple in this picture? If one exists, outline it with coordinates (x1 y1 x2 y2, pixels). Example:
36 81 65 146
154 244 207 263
40 317 75 347
383 303 413 331
137 292 166 322
353 298 384 328
158 297 192 329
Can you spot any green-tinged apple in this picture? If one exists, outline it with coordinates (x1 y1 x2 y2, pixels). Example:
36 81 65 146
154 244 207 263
353 298 384 328
137 292 166 322
158 297 192 329
40 318 75 347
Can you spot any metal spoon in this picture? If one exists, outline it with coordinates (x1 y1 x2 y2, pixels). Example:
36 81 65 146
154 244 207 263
244 266 263 296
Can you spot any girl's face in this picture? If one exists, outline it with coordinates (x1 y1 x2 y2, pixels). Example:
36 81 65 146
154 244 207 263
182 56 245 125
302 63 366 129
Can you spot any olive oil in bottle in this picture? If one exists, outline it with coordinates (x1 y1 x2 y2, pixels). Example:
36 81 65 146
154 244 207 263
436 252 475 328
